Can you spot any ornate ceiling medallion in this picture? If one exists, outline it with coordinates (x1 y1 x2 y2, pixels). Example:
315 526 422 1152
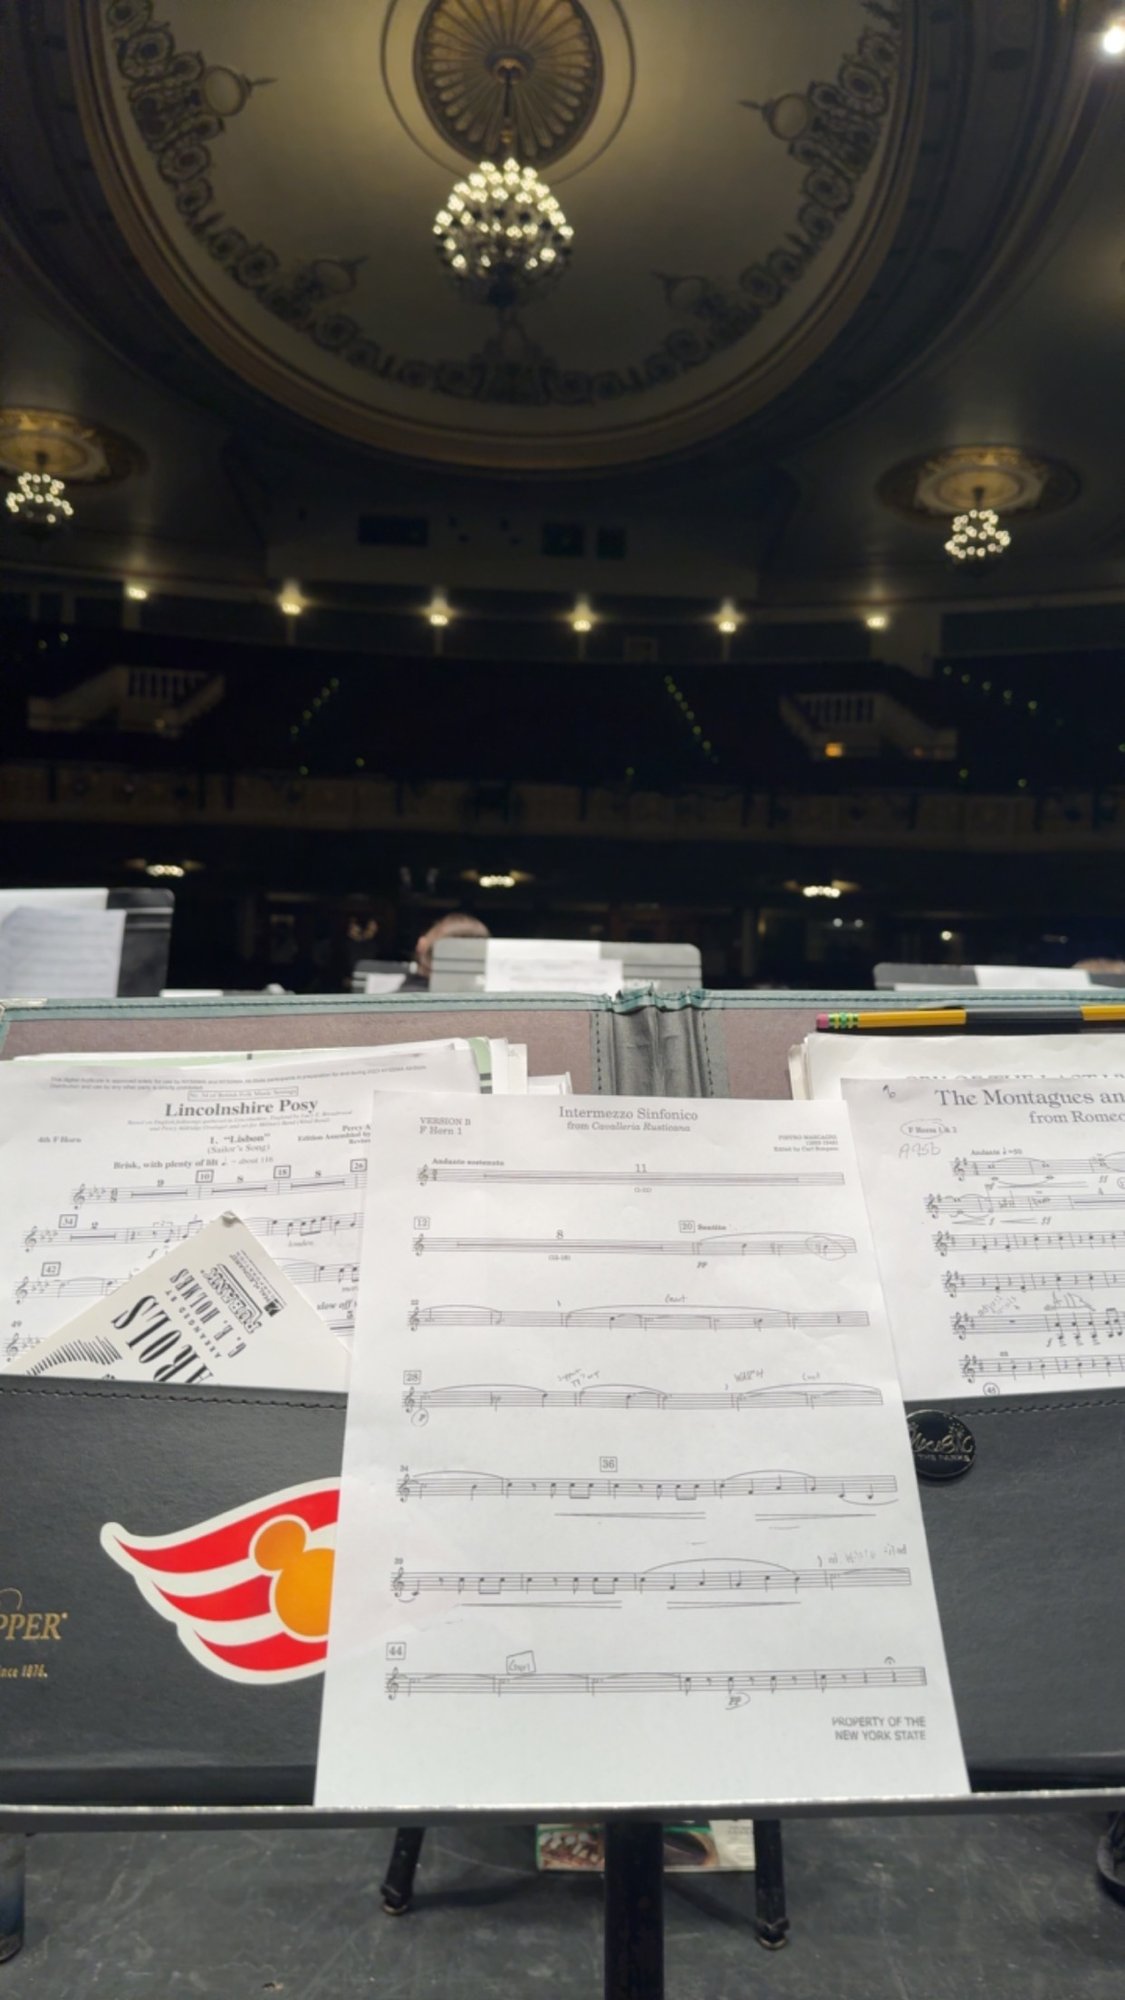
0 408 145 483
415 0 604 166
878 445 1079 520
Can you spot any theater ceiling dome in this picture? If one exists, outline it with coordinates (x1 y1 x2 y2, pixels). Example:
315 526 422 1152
74 0 914 469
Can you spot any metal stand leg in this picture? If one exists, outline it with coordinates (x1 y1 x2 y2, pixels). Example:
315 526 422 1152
753 1820 789 1950
604 1822 664 2000
381 1827 426 1916
0 1835 25 1964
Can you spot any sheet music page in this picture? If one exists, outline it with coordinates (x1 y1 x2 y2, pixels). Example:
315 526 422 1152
845 1073 1125 1399
316 1093 967 1813
484 938 624 995
8 1213 348 1391
0 906 126 998
802 1031 1125 1100
0 1041 480 1366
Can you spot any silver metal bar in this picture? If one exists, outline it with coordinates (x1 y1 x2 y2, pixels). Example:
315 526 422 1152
1 1786 1123 1833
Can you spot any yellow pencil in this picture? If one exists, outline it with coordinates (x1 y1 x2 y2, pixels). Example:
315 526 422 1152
818 1006 1125 1032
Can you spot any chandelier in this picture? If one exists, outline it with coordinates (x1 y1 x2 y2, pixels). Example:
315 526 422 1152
433 67 574 308
5 453 75 538
944 487 1011 565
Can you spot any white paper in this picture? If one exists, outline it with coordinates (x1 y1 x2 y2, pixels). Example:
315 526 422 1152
485 939 623 995
0 888 108 918
316 1093 967 1814
0 1040 480 1366
0 907 126 998
360 973 407 995
844 1072 1125 1398
973 966 1092 990
9 1213 347 1392
801 1032 1125 1102
529 1074 573 1096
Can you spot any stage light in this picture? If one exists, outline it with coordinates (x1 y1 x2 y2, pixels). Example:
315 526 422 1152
278 579 305 616
125 582 149 603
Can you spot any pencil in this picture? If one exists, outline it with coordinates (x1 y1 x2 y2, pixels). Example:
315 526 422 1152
816 1006 1125 1032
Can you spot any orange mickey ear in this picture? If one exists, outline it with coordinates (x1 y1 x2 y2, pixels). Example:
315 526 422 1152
253 1518 308 1573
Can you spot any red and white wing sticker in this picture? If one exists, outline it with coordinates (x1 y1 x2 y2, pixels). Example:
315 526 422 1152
101 1481 340 1684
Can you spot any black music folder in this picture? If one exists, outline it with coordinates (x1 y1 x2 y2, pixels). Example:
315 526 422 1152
1 1376 1121 1808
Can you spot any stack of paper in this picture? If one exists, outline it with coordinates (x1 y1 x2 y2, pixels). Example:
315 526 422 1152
9 1214 349 1392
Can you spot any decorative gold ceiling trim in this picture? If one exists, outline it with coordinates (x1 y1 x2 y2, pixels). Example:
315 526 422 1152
72 0 922 472
414 0 603 167
879 445 1079 519
0 406 145 482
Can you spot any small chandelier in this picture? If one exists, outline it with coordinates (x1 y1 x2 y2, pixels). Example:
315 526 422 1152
944 487 1011 566
5 452 75 538
433 66 574 309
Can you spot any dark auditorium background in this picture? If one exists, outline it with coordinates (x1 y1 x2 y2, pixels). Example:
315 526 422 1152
1 0 1122 991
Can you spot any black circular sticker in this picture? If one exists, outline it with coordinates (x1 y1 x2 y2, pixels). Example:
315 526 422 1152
908 1409 976 1483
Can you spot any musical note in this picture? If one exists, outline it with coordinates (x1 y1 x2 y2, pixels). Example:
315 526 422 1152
953 1305 1125 1340
934 1226 1125 1258
953 1151 1125 1182
400 1380 885 1416
410 1304 869 1333
961 1351 1125 1384
278 1259 359 1286
416 1166 846 1188
71 1170 366 1205
926 1191 1125 1219
385 1665 927 1699
13 1275 115 1302
943 1266 1125 1296
23 1211 362 1252
396 1466 897 1503
412 1232 856 1260
390 1559 911 1600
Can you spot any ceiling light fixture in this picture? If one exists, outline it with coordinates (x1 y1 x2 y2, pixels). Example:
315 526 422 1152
479 873 517 890
1102 17 1125 54
278 579 305 616
940 929 954 942
434 66 574 309
5 452 74 538
571 598 594 634
865 611 889 631
801 884 843 900
427 594 451 628
945 486 1012 565
716 600 741 636
125 582 149 603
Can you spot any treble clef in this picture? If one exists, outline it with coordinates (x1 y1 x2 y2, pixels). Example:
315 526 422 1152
413 1234 425 1257
952 1313 969 1338
397 1472 411 1503
402 1385 418 1416
23 1228 38 1252
960 1357 977 1383
951 1159 967 1182
942 1271 958 1296
386 1668 401 1700
407 1306 419 1332
417 1165 431 1187
391 1561 405 1598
